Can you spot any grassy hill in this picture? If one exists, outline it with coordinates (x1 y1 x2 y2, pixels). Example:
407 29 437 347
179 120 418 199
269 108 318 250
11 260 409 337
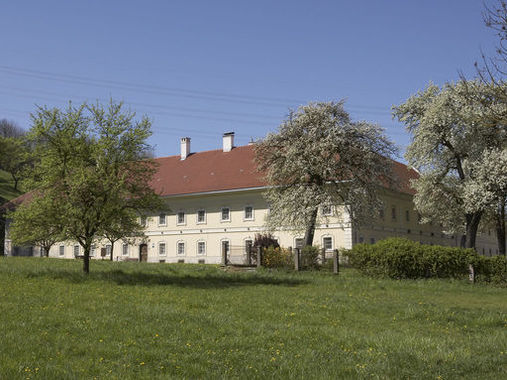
0 169 22 202
0 258 505 379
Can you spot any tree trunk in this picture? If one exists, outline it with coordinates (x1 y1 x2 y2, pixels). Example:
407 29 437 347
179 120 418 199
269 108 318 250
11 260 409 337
465 212 482 249
12 175 19 191
495 202 506 256
110 241 115 261
303 208 318 247
83 244 90 274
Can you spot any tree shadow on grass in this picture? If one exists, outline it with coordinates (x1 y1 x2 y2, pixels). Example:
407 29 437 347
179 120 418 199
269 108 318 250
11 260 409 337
26 268 309 288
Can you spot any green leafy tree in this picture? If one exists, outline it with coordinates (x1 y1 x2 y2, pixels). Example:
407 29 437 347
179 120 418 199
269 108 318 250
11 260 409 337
393 80 507 249
255 101 397 246
20 101 164 273
0 136 30 191
8 193 66 256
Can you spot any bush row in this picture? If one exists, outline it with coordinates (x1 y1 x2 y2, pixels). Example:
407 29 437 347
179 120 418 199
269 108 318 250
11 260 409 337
261 245 322 269
347 238 506 284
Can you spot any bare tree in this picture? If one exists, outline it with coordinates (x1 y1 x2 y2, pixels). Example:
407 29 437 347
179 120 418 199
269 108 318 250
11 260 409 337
0 119 24 138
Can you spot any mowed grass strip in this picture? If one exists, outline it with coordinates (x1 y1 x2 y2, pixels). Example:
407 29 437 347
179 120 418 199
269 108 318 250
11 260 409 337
0 258 505 379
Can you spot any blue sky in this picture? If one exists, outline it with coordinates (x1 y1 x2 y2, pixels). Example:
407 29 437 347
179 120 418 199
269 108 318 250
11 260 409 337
0 0 498 158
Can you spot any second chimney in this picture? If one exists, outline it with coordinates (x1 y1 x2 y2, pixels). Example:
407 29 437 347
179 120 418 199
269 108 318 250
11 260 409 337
222 132 234 152
180 137 190 160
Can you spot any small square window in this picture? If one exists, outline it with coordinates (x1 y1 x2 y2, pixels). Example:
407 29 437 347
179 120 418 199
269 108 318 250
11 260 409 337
177 211 185 225
59 245 65 256
323 237 333 251
198 259 205 264
122 244 129 256
159 243 166 256
197 209 206 224
244 206 253 220
197 241 206 255
159 213 166 225
322 205 332 216
177 242 185 255
221 207 230 221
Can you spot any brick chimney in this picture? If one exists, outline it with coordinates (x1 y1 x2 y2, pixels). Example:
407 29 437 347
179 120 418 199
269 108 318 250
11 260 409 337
180 137 190 160
222 132 234 152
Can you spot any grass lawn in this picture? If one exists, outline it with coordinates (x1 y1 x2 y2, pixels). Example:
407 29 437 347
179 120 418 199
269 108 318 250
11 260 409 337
0 169 22 201
0 258 505 379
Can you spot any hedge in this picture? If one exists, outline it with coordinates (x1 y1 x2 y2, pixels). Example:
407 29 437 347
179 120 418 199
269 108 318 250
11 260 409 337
347 238 506 284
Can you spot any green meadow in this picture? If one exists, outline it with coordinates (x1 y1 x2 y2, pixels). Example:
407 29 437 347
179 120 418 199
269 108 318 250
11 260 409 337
0 257 505 379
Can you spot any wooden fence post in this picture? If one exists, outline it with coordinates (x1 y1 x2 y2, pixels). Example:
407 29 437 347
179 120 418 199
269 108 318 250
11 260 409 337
257 246 262 268
294 247 300 271
333 249 339 275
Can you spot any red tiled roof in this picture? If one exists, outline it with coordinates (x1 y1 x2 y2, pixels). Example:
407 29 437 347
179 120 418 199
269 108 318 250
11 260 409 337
150 145 266 196
2 144 419 208
150 144 418 197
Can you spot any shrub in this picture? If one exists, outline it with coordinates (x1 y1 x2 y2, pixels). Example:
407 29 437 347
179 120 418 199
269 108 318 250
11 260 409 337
348 238 474 279
253 233 280 249
470 254 507 285
300 245 321 270
262 246 293 268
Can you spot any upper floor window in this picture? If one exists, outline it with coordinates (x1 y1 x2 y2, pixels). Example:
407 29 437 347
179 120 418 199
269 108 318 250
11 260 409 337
177 242 185 255
221 207 230 222
322 205 332 216
244 206 253 220
197 209 206 224
177 211 185 225
140 216 147 227
159 213 166 225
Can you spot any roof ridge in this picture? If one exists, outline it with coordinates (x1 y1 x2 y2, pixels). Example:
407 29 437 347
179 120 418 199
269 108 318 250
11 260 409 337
154 144 252 160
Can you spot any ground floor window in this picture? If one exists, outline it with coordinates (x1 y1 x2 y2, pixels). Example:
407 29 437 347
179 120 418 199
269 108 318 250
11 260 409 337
73 245 80 257
159 243 166 256
177 242 185 255
90 245 96 257
59 245 65 256
245 239 253 254
122 244 129 256
197 241 206 255
323 237 333 251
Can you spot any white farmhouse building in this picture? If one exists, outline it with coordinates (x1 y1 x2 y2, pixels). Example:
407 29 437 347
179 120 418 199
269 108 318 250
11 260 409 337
3 132 500 262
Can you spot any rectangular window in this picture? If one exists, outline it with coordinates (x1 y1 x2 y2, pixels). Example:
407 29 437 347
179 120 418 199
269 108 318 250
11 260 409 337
244 206 253 220
73 245 80 257
221 207 230 221
59 245 65 256
140 216 147 227
322 205 332 216
159 213 166 225
405 210 410 222
122 244 129 256
177 211 185 225
197 241 206 255
379 209 384 219
178 242 185 255
90 245 96 257
323 237 333 251
159 243 166 256
391 207 396 220
359 236 364 243
106 244 112 257
197 209 206 224
370 237 375 244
